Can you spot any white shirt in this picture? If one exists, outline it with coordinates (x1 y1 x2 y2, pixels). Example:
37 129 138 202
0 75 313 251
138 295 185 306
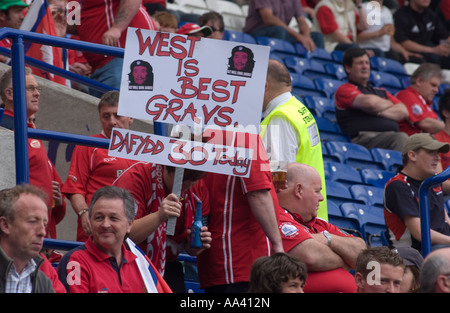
359 2 393 52
261 92 300 166
5 259 37 293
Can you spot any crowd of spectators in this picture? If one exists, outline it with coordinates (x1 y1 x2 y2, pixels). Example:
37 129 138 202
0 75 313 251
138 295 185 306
1 0 450 294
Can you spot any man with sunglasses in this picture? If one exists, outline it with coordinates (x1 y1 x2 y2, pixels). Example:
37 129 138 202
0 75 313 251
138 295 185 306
198 11 225 40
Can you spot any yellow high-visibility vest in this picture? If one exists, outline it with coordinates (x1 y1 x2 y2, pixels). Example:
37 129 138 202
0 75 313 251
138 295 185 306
261 96 328 220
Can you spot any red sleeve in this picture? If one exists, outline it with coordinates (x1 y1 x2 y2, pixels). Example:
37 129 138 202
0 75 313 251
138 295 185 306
62 144 92 197
386 91 402 105
191 179 210 217
279 210 312 252
39 254 67 293
315 6 338 35
334 83 362 109
396 89 438 123
241 135 273 193
113 164 151 219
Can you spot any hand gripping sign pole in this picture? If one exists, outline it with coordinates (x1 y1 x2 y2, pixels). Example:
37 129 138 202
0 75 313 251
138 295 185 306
166 124 190 236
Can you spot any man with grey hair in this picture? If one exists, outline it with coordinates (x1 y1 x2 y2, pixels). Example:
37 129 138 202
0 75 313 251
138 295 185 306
420 247 450 293
57 186 171 293
396 63 445 136
0 184 62 293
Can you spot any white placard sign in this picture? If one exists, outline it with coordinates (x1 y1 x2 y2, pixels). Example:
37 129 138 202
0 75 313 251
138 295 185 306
109 127 253 177
117 27 270 131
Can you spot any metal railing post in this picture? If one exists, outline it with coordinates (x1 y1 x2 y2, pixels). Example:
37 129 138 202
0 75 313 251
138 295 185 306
10 35 29 184
419 165 450 257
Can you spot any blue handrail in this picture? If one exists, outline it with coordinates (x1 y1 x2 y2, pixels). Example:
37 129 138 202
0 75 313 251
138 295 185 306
418 165 450 257
0 46 115 93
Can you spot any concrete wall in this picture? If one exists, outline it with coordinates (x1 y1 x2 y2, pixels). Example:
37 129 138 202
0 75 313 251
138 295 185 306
0 129 16 190
0 63 154 241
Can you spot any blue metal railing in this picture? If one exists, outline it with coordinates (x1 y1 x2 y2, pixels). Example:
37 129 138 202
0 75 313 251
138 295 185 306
419 165 450 257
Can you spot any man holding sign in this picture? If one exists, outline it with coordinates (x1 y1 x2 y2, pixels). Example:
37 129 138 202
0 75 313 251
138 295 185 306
113 162 211 292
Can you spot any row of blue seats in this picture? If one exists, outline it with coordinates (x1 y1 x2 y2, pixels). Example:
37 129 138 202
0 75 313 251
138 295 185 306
321 140 403 172
327 200 388 247
325 161 394 189
326 179 384 208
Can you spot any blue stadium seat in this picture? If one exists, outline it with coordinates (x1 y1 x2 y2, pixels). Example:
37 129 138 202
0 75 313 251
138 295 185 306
340 202 386 245
401 76 410 89
328 214 364 237
438 83 450 96
291 74 327 98
284 56 315 74
313 78 345 98
269 52 284 63
323 63 347 81
326 181 364 206
331 50 344 64
322 141 341 163
328 200 364 238
255 36 297 60
370 70 404 95
349 184 384 208
327 200 343 216
222 29 256 44
432 96 440 113
306 47 333 65
284 56 334 80
326 141 384 170
294 43 308 57
325 161 363 187
360 168 394 188
303 95 336 121
370 147 402 172
316 117 351 142
446 199 450 215
370 57 407 77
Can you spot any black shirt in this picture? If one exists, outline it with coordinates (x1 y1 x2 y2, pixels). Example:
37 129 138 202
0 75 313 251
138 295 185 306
394 5 449 46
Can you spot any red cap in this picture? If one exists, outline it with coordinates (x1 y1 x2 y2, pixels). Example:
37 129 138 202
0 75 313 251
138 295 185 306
176 23 213 37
